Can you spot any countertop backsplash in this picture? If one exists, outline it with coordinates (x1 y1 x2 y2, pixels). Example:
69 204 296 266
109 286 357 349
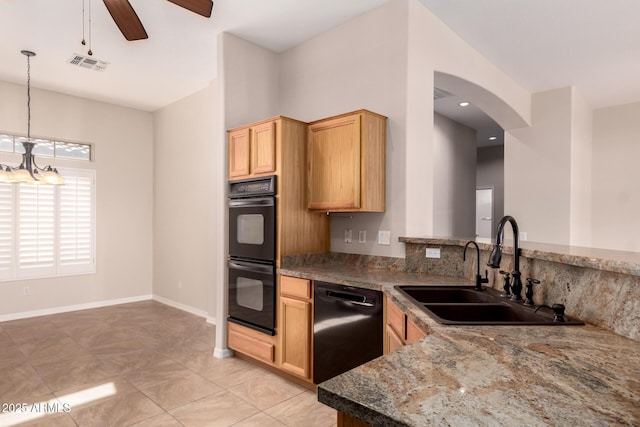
283 238 640 342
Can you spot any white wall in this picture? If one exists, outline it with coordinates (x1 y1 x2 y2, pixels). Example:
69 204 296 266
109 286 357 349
276 0 532 257
222 33 280 128
406 0 531 244
506 88 573 245
569 88 593 247
278 0 409 258
153 82 219 316
592 101 640 252
433 113 476 237
0 81 153 317
405 0 530 242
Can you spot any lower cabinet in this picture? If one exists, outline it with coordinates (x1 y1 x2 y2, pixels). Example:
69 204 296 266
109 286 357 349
337 412 371 427
226 275 314 383
227 321 277 365
278 275 313 382
384 296 426 354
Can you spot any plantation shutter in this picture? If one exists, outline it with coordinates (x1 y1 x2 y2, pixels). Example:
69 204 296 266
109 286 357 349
58 170 95 274
17 182 56 277
0 183 14 279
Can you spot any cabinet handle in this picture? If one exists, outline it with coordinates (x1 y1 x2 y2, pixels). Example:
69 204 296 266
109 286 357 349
326 290 374 307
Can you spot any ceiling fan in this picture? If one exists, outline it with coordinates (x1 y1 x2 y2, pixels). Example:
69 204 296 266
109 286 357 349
103 0 213 41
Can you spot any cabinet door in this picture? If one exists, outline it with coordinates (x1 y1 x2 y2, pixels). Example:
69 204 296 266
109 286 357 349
384 324 404 354
280 296 312 379
229 128 251 178
308 114 361 210
405 318 426 345
251 121 276 174
386 297 406 339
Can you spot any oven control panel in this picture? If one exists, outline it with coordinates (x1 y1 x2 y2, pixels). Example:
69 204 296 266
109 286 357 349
229 176 276 198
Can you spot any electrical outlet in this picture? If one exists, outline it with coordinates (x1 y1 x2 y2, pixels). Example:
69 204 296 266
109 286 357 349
377 230 390 245
520 231 528 241
358 230 366 243
425 248 441 258
344 229 353 243
23 287 30 296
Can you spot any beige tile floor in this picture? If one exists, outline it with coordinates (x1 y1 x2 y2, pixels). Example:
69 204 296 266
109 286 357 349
0 301 337 427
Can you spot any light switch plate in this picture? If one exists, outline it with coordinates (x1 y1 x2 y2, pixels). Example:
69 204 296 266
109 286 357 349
425 248 441 258
358 230 366 243
377 230 390 245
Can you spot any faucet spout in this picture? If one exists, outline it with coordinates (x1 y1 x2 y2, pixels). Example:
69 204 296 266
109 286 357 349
464 241 488 291
486 215 523 300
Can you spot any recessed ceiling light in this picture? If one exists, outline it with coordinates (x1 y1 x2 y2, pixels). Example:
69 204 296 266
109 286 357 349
459 102 470 107
489 136 497 141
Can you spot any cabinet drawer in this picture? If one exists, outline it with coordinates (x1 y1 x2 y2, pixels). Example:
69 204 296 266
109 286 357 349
386 297 406 338
228 322 275 364
280 276 311 299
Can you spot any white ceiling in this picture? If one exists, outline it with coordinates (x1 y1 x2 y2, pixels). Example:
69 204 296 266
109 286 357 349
422 0 640 109
1 0 639 117
0 0 389 111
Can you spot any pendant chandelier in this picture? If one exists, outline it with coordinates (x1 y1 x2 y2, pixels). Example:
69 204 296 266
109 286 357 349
0 50 64 185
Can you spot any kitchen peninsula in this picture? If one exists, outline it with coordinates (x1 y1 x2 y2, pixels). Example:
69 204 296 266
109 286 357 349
279 238 640 426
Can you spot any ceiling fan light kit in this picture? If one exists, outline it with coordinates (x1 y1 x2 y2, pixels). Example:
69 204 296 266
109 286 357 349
103 0 213 41
0 51 65 185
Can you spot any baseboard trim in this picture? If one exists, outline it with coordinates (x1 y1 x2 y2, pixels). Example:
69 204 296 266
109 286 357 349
0 294 218 325
0 294 153 322
151 294 212 321
213 347 234 359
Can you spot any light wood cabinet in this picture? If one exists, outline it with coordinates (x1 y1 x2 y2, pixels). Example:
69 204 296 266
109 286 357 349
278 275 313 382
250 121 277 175
384 296 426 354
228 128 251 178
228 120 276 179
337 412 371 427
227 117 329 266
307 110 386 212
228 321 277 365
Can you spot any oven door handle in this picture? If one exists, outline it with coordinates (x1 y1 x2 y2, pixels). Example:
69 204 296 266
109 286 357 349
229 197 275 208
228 260 274 274
325 290 375 307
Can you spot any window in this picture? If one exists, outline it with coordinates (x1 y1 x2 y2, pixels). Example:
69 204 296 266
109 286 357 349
0 168 95 281
0 134 92 161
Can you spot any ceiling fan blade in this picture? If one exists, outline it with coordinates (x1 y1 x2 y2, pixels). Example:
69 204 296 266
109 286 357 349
103 0 148 41
166 0 213 18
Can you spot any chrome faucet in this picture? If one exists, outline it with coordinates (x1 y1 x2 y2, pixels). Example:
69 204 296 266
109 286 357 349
464 241 488 291
486 215 523 300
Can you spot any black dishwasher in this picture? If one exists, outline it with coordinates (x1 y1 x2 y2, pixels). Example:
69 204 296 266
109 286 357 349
313 281 383 384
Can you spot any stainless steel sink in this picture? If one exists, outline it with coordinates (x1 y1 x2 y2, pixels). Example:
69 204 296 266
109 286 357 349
395 285 583 326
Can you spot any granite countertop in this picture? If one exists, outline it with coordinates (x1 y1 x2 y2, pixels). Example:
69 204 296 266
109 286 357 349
278 263 640 426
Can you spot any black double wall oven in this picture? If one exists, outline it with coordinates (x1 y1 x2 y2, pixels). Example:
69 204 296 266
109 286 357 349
227 176 277 335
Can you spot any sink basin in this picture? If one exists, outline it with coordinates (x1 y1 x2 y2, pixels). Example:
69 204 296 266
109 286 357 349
395 285 583 326
397 286 497 304
424 303 558 325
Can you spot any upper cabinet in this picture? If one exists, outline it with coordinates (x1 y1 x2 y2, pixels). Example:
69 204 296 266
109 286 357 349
307 110 386 212
228 120 276 179
227 116 330 265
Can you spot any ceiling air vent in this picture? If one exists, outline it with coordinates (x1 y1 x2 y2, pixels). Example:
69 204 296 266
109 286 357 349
434 87 453 100
68 54 109 72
